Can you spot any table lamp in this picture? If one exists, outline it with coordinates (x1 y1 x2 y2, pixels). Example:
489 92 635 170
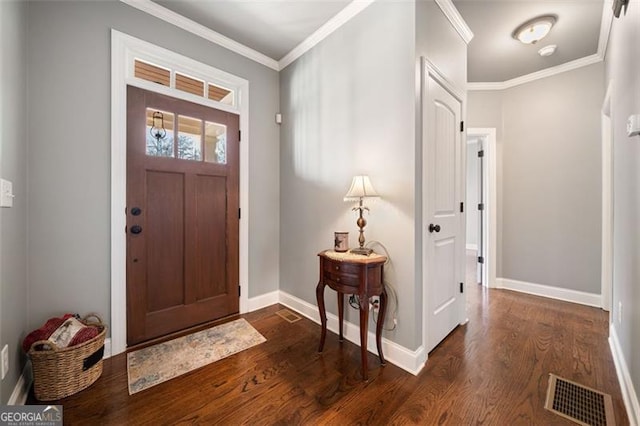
344 175 379 255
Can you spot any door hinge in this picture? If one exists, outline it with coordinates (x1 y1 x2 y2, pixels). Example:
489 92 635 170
478 149 485 158
238 208 241 219
460 282 464 293
460 202 464 213
478 203 485 211
478 256 485 264
460 121 464 132
238 285 241 297
239 130 241 141
124 225 127 234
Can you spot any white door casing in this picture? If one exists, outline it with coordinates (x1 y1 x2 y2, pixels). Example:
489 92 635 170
467 128 497 289
423 62 465 353
111 30 250 356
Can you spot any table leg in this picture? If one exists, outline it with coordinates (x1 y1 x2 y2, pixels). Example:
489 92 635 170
316 280 327 352
358 294 369 381
337 292 344 341
376 288 387 366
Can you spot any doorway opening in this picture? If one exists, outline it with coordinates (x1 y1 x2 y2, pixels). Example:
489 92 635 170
466 128 497 288
111 30 250 356
601 81 613 315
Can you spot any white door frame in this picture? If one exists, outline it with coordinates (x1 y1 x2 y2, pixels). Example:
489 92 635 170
110 30 250 356
601 80 613 313
421 58 467 356
467 128 497 289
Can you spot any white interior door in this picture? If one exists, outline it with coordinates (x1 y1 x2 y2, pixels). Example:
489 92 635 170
424 73 464 353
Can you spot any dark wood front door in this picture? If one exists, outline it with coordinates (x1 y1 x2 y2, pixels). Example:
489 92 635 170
126 85 239 345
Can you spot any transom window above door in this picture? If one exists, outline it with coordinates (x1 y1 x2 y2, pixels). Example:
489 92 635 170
134 59 234 106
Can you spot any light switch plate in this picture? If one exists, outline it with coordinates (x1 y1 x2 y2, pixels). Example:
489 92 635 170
0 179 14 208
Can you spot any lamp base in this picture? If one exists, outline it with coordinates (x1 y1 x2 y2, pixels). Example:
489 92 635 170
350 247 373 256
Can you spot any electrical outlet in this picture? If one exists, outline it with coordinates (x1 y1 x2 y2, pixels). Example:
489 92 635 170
370 296 380 313
1 344 8 380
618 301 623 324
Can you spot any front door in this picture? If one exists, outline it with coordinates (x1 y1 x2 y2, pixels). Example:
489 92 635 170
424 74 464 353
126 86 240 345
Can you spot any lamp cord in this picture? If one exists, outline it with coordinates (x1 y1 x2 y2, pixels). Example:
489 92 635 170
366 240 398 331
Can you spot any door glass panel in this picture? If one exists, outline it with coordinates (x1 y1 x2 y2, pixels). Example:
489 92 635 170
204 122 227 164
177 115 203 161
146 109 174 157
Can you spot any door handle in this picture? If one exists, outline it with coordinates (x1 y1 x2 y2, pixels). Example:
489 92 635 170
428 223 441 233
131 207 142 216
130 225 143 234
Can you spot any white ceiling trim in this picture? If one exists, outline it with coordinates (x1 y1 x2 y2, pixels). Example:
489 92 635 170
119 0 280 71
468 54 603 91
435 0 474 44
278 0 376 70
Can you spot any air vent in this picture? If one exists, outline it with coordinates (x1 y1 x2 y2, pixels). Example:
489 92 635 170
545 374 615 426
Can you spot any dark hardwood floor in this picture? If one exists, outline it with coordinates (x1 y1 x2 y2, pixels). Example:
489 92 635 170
29 272 628 424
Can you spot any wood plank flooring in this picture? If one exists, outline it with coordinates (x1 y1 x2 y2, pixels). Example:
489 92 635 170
28 273 628 424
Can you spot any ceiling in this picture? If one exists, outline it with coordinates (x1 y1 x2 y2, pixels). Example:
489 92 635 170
154 0 351 60
150 0 605 83
454 0 604 82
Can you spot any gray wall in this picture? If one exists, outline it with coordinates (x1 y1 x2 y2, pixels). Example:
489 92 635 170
502 64 604 293
0 0 29 404
605 0 640 406
26 0 280 334
278 0 467 351
280 1 418 348
468 63 604 293
416 0 468 91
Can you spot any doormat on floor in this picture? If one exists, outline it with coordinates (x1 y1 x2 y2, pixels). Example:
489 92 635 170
127 318 266 394
545 373 615 426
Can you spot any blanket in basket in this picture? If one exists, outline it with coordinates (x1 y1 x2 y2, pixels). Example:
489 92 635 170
23 314 99 352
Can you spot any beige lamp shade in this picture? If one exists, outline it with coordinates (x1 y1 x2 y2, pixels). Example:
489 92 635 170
344 175 379 201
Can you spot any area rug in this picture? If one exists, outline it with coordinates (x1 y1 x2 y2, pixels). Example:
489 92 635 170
127 318 266 394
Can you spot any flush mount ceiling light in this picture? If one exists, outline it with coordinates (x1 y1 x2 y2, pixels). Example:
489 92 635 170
513 15 557 44
538 44 557 57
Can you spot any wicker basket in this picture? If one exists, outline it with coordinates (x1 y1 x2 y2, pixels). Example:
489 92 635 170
28 314 107 401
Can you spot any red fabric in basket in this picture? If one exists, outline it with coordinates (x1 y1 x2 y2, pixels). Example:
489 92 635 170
22 314 99 352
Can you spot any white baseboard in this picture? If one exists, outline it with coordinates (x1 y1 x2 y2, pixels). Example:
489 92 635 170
247 290 280 312
465 244 478 251
609 324 640 426
8 363 32 405
278 290 426 376
104 337 112 359
497 277 602 308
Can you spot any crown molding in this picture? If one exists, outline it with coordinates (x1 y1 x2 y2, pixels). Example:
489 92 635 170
119 0 280 71
278 0 375 70
434 0 474 44
468 54 603 91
